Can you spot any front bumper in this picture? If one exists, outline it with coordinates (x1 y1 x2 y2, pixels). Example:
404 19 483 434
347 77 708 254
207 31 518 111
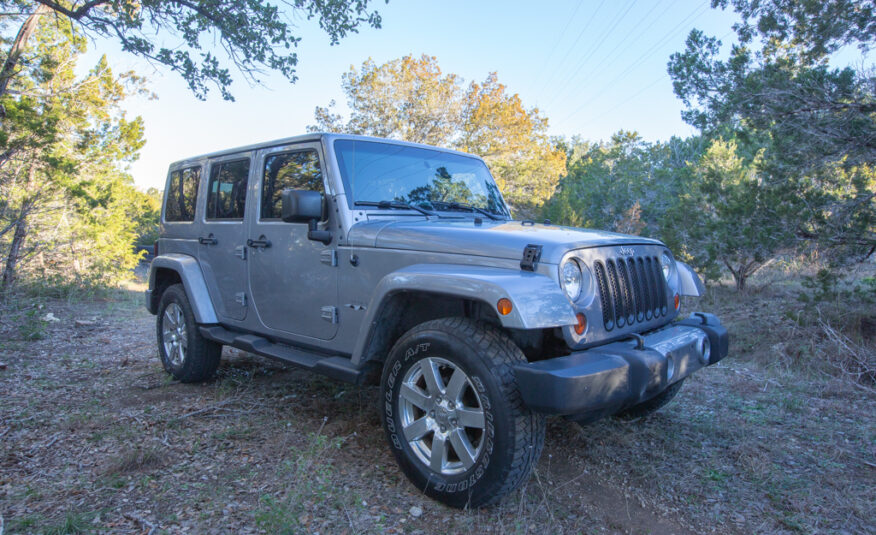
515 313 728 416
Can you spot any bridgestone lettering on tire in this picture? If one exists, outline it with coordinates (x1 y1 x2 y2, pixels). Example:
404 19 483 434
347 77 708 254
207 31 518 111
156 284 221 383
380 317 546 508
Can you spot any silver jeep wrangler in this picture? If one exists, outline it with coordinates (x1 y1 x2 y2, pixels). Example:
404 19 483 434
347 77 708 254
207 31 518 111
146 133 729 508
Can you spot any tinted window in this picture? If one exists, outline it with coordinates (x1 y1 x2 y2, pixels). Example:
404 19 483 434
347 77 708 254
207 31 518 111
164 166 200 222
261 150 323 220
334 140 510 217
206 159 250 220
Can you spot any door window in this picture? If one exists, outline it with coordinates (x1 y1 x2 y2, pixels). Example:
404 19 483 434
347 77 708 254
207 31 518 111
206 159 250 220
164 166 200 222
261 150 323 220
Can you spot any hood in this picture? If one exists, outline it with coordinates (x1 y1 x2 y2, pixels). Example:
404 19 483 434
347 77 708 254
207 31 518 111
347 217 663 264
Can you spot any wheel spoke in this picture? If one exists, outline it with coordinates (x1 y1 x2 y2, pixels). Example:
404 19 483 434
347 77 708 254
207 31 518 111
444 367 468 402
420 358 444 397
403 416 431 442
456 407 485 429
164 309 176 329
449 429 477 469
400 383 430 410
430 433 447 472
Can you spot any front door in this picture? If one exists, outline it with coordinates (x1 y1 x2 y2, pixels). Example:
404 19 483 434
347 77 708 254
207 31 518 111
248 143 339 340
198 156 252 321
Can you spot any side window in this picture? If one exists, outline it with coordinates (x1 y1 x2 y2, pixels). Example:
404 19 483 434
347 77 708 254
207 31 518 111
206 159 250 220
261 149 324 220
164 166 200 222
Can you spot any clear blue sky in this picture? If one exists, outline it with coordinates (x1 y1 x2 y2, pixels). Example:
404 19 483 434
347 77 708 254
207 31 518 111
88 0 747 190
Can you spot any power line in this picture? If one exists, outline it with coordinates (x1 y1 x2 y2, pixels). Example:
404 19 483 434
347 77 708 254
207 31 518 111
559 2 710 124
568 0 681 100
573 29 735 129
529 1 585 95
542 0 638 109
536 0 608 101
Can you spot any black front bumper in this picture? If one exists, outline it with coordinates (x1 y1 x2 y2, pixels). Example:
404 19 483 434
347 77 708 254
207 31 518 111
515 313 729 416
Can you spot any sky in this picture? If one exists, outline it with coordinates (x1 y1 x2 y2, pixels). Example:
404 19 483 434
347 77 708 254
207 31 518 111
84 0 747 190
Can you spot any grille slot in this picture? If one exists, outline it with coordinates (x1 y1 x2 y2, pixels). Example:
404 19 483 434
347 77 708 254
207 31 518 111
595 254 668 330
593 261 614 330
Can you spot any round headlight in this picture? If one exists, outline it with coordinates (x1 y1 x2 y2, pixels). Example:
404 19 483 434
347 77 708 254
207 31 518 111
661 252 673 281
561 259 583 301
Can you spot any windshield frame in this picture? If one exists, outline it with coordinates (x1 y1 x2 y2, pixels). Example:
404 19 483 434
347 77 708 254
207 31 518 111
331 138 511 219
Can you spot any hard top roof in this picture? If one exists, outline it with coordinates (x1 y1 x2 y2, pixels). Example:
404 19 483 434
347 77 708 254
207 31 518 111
167 133 483 169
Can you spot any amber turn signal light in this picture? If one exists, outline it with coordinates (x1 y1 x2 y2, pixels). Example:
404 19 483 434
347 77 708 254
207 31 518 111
674 293 680 311
497 298 513 315
574 313 587 335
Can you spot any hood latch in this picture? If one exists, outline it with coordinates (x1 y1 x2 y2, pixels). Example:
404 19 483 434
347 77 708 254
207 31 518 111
520 244 543 272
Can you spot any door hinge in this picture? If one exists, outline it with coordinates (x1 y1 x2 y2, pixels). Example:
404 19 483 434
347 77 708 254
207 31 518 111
320 249 338 267
320 305 338 324
234 245 247 260
235 292 247 307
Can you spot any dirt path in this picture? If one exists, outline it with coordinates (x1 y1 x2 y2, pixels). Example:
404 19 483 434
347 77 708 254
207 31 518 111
1 285 873 534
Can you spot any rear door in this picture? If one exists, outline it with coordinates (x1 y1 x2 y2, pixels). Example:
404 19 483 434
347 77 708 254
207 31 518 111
248 142 339 340
198 155 252 321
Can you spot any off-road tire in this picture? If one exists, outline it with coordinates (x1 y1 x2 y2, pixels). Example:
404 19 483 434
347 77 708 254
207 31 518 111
156 284 221 383
380 317 545 509
616 379 685 419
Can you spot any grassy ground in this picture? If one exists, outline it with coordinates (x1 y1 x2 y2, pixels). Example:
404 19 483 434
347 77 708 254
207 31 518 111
0 270 874 534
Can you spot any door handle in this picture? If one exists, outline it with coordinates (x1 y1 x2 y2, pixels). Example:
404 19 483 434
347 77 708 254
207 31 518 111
246 236 271 249
198 235 217 245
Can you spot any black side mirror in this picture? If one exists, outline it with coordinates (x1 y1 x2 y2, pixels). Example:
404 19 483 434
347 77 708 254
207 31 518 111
281 189 332 245
281 189 325 222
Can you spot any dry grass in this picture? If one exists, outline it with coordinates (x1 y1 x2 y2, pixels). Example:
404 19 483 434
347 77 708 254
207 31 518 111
0 268 874 534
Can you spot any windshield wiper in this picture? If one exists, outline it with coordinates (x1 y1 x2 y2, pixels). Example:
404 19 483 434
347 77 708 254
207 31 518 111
354 200 434 216
431 201 504 221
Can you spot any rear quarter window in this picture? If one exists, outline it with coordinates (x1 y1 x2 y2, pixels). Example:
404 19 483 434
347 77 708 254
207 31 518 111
164 167 200 222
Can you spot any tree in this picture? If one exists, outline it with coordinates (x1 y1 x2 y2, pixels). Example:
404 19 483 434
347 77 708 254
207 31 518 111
668 0 875 261
0 16 147 291
691 139 795 291
309 54 566 217
0 0 385 103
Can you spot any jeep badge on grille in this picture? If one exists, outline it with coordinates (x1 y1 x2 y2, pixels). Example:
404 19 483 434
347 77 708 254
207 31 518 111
618 247 635 256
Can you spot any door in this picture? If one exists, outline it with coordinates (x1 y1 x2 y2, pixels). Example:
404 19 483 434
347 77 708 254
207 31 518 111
198 156 252 321
248 143 339 340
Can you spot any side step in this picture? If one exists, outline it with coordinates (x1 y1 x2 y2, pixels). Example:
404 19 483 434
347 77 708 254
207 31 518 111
199 325 373 385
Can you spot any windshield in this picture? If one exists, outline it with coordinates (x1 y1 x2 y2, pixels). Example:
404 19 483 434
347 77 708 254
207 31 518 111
333 139 510 217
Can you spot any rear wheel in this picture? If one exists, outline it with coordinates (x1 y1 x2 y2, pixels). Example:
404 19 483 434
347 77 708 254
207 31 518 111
156 284 221 383
380 317 545 508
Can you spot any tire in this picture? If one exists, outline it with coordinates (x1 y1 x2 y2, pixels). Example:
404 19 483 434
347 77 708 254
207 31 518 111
156 283 221 383
616 379 685 419
380 317 545 508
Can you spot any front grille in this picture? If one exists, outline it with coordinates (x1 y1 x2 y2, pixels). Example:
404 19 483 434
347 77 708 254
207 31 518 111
594 255 668 331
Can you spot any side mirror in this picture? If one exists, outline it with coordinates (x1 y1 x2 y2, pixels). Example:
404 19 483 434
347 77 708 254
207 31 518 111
281 189 325 223
281 189 332 245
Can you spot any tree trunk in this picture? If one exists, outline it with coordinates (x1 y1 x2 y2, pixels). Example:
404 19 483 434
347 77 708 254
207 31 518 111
1 213 28 292
0 4 51 110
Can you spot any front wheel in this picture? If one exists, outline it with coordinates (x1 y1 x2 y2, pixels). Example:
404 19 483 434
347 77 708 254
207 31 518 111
156 284 221 383
380 318 545 508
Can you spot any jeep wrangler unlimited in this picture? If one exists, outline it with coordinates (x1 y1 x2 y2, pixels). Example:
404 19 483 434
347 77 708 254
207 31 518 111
146 134 728 508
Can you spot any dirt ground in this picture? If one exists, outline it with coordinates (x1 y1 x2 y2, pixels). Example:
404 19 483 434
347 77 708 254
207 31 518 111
1 278 874 534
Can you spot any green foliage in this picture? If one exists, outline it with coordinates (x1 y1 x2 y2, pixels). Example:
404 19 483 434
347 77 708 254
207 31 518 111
0 15 148 291
17 307 46 340
1 0 385 101
310 54 566 217
668 0 875 261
